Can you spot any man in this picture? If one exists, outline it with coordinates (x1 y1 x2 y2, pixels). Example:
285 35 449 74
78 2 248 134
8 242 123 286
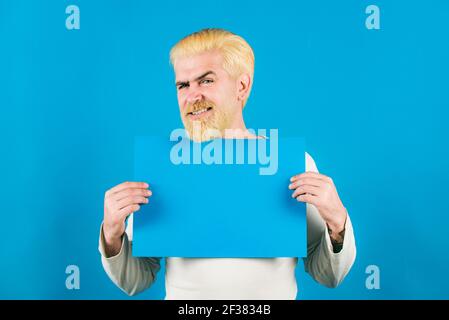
99 28 356 299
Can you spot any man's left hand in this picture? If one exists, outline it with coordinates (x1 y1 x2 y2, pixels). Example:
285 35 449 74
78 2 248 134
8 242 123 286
289 172 347 234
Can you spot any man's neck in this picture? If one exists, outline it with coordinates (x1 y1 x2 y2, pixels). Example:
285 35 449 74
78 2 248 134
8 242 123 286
222 114 259 139
223 128 258 139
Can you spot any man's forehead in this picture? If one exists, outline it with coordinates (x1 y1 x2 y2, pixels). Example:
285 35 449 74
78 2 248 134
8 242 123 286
174 52 223 81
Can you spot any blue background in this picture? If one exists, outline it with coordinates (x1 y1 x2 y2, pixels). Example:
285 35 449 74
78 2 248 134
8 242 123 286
0 0 448 299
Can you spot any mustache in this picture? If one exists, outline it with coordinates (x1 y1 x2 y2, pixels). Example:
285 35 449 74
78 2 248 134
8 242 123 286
185 100 215 116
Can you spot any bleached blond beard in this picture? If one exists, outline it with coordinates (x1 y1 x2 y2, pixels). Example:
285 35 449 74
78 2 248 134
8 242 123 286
181 100 232 142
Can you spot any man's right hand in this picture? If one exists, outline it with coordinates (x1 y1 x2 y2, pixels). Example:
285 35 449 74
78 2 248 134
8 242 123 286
102 181 152 257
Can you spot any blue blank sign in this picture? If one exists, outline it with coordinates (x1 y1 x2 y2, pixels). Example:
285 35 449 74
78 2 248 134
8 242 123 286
133 133 306 257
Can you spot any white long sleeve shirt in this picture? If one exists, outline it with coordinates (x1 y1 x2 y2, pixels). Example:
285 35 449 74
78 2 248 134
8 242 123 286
98 152 356 299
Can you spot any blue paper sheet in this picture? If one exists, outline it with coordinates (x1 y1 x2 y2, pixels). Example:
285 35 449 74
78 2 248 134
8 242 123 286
133 133 306 257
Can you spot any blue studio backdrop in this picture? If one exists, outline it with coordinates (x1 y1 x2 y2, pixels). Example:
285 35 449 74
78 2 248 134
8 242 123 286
1 0 448 299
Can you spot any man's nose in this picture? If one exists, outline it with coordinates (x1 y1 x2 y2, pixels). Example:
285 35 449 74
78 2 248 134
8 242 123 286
186 90 203 105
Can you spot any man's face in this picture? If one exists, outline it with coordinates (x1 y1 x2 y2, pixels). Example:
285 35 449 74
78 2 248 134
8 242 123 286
174 50 241 141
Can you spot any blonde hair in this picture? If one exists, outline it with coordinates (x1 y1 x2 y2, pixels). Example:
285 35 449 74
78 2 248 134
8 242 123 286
170 28 255 105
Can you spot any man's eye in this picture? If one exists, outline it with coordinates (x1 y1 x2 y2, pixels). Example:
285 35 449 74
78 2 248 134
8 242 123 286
177 84 188 90
200 79 213 85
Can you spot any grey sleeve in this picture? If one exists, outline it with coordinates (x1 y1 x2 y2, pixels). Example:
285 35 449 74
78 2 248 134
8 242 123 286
98 216 162 296
302 152 357 288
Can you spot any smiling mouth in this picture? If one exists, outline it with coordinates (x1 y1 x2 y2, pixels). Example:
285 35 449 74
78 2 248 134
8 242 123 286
187 106 213 117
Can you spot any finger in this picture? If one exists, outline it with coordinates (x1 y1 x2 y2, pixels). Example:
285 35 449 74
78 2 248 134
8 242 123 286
113 187 152 201
117 204 141 221
290 172 330 182
295 193 320 206
116 196 149 210
106 181 149 197
291 185 321 198
288 177 324 189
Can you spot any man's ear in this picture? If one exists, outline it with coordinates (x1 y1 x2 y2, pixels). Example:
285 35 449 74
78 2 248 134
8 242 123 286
236 73 252 104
